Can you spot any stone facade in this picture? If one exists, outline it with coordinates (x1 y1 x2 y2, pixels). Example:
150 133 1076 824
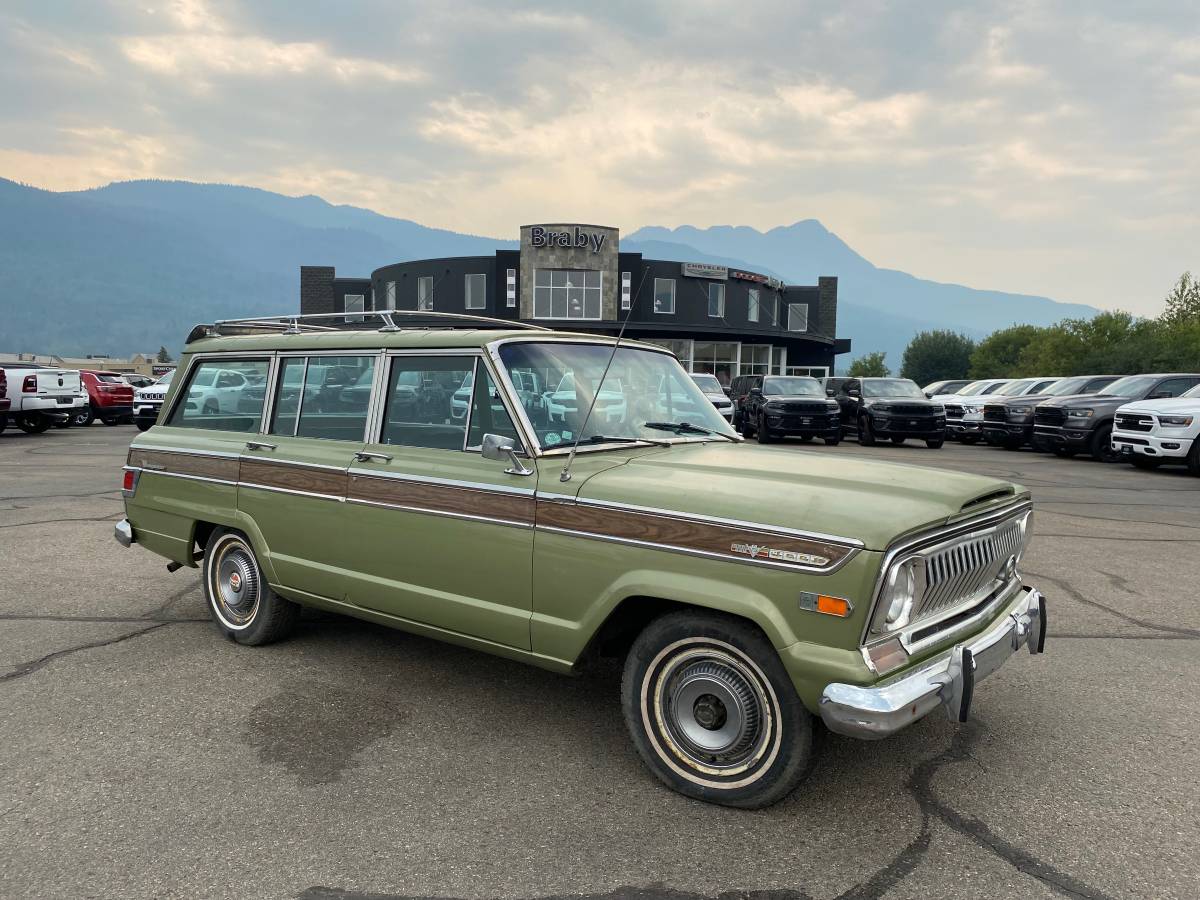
518 224 619 321
818 276 838 340
300 266 336 315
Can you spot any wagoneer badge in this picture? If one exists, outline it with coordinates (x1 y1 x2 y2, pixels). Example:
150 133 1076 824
731 542 829 567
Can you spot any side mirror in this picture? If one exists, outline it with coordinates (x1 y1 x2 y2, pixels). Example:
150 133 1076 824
826 388 836 397
723 387 732 397
848 388 861 398
749 387 763 397
924 391 933 398
481 433 533 476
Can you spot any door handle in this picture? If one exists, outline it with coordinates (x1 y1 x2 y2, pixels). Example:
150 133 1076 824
245 441 277 451
354 451 393 463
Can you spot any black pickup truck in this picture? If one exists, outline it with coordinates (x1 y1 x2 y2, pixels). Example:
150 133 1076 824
1031 373 1200 461
828 377 947 448
982 375 1119 449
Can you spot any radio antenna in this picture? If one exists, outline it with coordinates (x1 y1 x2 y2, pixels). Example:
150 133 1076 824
560 266 652 483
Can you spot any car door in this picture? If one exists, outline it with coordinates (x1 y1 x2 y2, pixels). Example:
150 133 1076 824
340 353 535 650
236 353 379 602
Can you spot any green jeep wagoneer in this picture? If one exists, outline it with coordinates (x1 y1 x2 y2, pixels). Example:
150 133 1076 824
116 312 1046 808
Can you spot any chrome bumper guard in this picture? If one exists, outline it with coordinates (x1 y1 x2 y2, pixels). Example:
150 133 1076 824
114 518 135 548
820 587 1046 740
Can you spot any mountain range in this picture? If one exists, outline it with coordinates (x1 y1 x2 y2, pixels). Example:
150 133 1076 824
0 178 1098 368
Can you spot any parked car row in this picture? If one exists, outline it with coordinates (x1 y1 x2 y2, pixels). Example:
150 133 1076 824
0 365 173 435
920 372 1200 475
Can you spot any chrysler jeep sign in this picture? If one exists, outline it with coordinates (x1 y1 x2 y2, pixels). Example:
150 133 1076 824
530 226 607 253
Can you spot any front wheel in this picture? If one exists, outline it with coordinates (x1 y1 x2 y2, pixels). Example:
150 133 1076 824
202 529 300 645
621 610 815 809
858 415 876 446
1090 425 1121 463
755 414 773 444
1187 441 1200 476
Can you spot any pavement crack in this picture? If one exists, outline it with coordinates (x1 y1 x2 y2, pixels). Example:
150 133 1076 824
833 815 931 900
1026 569 1200 639
0 513 122 530
0 613 206 624
0 622 174 684
908 723 1117 900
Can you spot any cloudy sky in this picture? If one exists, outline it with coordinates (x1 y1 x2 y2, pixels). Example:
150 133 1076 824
1 0 1197 315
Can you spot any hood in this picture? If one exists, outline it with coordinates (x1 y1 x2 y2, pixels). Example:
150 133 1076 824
573 442 1025 551
985 392 1061 407
931 393 972 403
702 391 732 402
1041 393 1124 410
1118 397 1200 414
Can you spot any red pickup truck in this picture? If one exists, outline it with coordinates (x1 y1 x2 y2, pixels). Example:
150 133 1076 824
76 370 135 426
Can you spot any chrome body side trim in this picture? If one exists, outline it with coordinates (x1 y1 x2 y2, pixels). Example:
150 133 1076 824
821 587 1046 740
128 445 243 460
141 470 239 488
239 482 344 502
351 468 536 497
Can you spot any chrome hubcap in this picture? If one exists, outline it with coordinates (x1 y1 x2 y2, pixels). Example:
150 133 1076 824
669 660 759 758
210 540 260 627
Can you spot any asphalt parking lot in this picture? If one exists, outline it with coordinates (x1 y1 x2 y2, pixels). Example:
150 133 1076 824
1 425 1197 900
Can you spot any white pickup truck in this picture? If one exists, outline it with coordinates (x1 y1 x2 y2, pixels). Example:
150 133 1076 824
1111 383 1200 474
0 365 88 433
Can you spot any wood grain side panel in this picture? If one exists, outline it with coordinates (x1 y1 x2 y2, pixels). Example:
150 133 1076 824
535 501 850 568
239 459 347 496
129 448 240 482
348 475 535 524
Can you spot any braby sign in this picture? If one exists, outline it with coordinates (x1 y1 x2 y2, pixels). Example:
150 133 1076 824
530 226 607 253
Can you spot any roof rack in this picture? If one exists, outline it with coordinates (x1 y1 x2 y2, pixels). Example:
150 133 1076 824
185 311 550 344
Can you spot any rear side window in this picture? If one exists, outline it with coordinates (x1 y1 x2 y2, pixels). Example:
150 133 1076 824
381 356 476 450
168 359 270 432
269 355 377 442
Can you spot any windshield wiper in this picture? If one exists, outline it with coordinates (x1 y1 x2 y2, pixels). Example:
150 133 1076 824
581 434 672 447
642 421 739 443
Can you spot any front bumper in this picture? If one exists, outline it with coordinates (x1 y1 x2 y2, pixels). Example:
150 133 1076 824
1111 430 1193 460
1032 424 1093 449
983 422 1032 444
874 417 944 439
134 402 163 424
819 587 1046 740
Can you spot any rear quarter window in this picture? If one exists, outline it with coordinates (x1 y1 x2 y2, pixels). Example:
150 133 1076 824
168 359 270 432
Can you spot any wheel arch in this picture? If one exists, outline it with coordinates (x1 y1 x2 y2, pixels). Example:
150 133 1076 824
190 513 280 583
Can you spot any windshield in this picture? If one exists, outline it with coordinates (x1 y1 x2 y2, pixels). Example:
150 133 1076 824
994 379 1036 396
1103 375 1158 398
690 374 723 393
1183 384 1200 399
155 370 175 385
95 374 124 383
863 378 925 398
957 380 997 396
497 342 737 449
1042 377 1088 396
763 376 823 396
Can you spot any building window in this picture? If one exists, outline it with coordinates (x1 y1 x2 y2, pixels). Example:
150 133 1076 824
417 276 433 311
762 294 778 327
533 269 602 319
748 289 759 323
653 278 675 314
344 293 365 322
788 303 809 332
465 274 486 310
692 341 738 386
621 271 632 310
708 283 725 318
646 339 692 370
741 344 771 374
506 269 517 308
385 281 396 310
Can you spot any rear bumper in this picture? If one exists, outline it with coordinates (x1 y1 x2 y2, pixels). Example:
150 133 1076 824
1111 431 1194 460
819 587 1046 740
114 518 134 548
17 396 88 412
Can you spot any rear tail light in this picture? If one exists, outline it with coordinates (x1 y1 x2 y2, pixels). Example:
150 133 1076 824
122 468 141 497
23 375 37 392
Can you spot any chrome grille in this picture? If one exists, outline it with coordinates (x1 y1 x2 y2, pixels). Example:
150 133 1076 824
983 404 1008 422
944 404 964 418
1034 407 1064 426
912 514 1027 623
1115 413 1152 432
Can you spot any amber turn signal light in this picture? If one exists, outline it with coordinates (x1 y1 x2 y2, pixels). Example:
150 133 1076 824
799 591 853 617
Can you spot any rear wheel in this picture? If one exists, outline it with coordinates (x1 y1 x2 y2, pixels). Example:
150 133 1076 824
621 610 815 809
858 415 876 446
1090 425 1121 463
73 406 96 427
202 529 300 646
16 414 49 434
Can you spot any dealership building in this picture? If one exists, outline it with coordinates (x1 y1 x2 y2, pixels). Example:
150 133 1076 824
300 223 850 381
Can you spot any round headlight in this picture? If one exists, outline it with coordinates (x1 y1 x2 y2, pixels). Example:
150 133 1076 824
880 557 923 631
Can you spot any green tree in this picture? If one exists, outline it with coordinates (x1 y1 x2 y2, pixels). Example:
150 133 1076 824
847 351 890 378
156 346 173 363
900 330 976 386
968 324 1046 377
1162 272 1200 326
